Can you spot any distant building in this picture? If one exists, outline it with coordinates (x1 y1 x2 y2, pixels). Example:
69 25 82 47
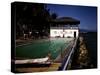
50 17 80 38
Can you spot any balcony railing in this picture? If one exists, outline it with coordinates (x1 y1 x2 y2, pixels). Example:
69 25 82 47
50 27 78 29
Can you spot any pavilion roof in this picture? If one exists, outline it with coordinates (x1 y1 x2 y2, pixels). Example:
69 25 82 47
50 17 80 25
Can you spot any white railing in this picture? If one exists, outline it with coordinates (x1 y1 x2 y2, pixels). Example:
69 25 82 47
60 37 78 70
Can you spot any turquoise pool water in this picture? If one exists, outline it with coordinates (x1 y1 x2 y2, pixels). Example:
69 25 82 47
16 38 73 59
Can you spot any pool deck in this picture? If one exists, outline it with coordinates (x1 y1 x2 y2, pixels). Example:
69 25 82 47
16 63 61 72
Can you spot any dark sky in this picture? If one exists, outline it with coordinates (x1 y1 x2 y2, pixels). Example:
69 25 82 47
47 4 97 31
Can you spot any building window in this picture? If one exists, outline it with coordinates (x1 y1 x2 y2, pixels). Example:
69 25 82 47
60 31 63 34
65 31 67 34
54 31 57 34
69 31 72 34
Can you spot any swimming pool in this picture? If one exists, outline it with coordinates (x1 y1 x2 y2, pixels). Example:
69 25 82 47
16 38 73 60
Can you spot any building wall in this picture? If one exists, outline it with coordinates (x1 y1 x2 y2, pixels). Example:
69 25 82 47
50 29 79 38
50 29 63 37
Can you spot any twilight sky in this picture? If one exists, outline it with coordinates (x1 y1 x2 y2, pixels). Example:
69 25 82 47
47 4 97 31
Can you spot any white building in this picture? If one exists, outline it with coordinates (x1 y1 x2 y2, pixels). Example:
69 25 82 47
50 17 80 38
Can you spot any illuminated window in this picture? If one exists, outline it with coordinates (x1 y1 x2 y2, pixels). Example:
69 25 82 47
54 31 57 34
60 31 63 34
69 31 72 34
65 31 67 34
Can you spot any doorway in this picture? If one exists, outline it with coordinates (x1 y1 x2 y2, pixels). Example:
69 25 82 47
74 31 76 38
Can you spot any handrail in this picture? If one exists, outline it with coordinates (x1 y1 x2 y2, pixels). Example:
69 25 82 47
58 37 78 70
